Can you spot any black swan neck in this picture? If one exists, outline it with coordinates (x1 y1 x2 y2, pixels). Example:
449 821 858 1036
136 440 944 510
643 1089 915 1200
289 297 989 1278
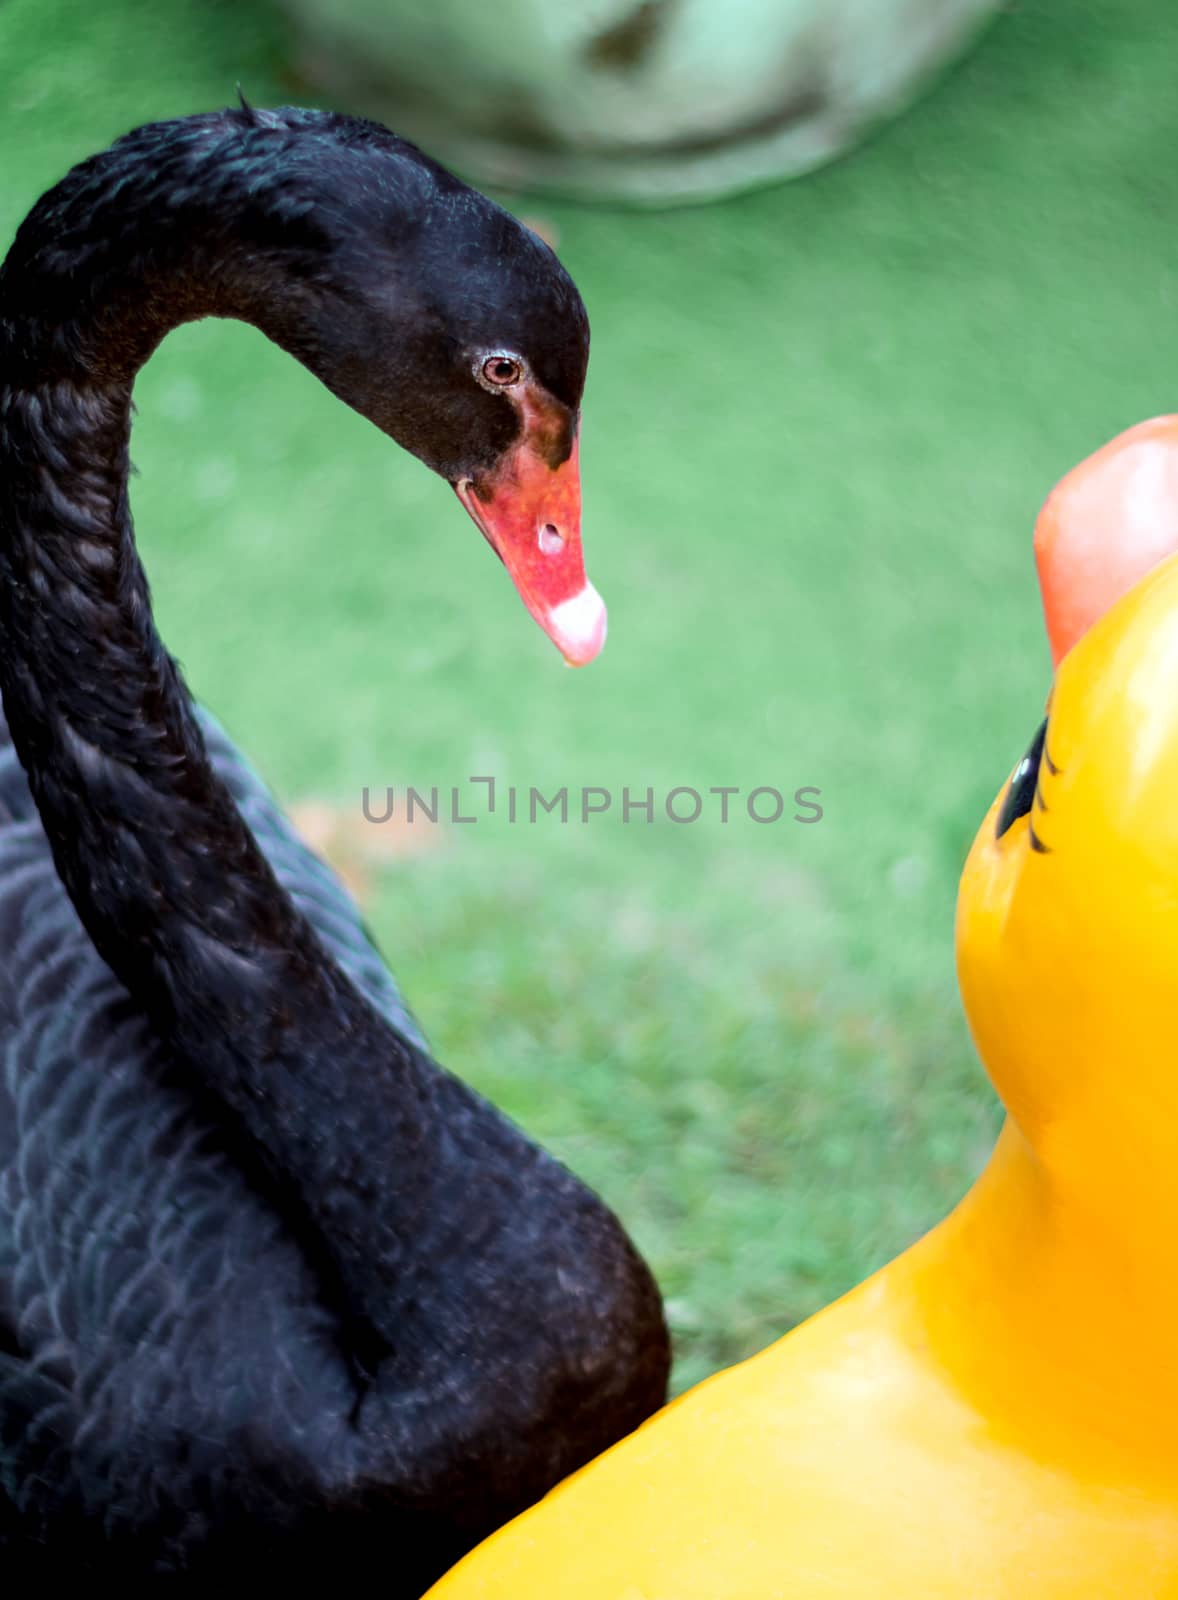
0 113 439 1347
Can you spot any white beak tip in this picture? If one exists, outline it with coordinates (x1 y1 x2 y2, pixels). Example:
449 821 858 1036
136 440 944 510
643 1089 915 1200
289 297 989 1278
546 582 608 667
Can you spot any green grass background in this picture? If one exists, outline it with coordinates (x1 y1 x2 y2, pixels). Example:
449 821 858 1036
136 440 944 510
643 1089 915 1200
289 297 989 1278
2 0 1175 1392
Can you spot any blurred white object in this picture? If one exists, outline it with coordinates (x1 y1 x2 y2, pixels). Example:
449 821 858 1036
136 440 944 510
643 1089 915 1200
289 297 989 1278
277 0 1001 204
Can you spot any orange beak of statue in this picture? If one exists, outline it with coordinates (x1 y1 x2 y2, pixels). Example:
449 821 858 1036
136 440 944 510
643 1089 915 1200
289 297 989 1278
1035 416 1178 666
455 416 606 669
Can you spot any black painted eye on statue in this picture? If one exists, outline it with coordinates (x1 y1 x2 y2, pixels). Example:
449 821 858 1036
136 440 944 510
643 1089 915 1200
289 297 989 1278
995 719 1048 839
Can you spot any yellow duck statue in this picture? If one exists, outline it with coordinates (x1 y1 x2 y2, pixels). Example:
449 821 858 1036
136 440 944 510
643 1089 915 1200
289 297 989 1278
427 416 1178 1600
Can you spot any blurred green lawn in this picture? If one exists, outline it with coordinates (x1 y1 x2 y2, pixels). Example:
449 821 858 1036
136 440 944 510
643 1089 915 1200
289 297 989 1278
3 0 1176 1392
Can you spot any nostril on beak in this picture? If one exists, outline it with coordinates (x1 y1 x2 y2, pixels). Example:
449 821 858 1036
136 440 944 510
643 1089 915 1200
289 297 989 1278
539 523 564 555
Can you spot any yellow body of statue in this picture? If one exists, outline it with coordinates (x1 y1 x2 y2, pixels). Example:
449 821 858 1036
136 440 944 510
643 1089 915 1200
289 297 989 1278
428 421 1178 1600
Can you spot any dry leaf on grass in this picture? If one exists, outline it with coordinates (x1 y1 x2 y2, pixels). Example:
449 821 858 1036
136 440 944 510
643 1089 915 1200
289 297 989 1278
289 797 443 908
521 216 560 249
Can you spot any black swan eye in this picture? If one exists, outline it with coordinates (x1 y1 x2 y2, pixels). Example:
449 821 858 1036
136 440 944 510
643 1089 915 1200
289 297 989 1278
995 719 1048 839
481 355 522 387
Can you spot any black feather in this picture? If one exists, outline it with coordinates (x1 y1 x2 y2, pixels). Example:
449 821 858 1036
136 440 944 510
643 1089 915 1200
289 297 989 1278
236 85 261 125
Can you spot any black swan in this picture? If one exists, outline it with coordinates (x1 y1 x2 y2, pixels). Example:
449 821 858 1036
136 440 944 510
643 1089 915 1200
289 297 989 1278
0 105 669 1583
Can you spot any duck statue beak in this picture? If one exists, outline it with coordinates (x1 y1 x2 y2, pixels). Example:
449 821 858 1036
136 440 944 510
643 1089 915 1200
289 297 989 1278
1035 416 1178 666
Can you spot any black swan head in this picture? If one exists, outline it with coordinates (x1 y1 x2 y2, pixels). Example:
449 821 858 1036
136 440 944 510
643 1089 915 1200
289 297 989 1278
0 103 605 664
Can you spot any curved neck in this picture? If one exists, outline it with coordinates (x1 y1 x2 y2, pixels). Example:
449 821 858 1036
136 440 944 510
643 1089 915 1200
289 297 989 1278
0 375 318 1026
905 1118 1178 1484
0 116 437 1352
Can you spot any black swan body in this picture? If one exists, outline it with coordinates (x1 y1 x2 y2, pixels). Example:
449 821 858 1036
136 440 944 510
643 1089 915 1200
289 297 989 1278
0 106 669 1583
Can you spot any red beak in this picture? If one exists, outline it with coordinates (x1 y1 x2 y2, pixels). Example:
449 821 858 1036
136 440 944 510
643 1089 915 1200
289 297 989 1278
455 430 607 667
1035 415 1178 666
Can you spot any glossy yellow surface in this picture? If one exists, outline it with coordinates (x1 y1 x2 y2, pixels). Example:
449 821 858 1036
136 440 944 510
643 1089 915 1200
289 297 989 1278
429 493 1178 1596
